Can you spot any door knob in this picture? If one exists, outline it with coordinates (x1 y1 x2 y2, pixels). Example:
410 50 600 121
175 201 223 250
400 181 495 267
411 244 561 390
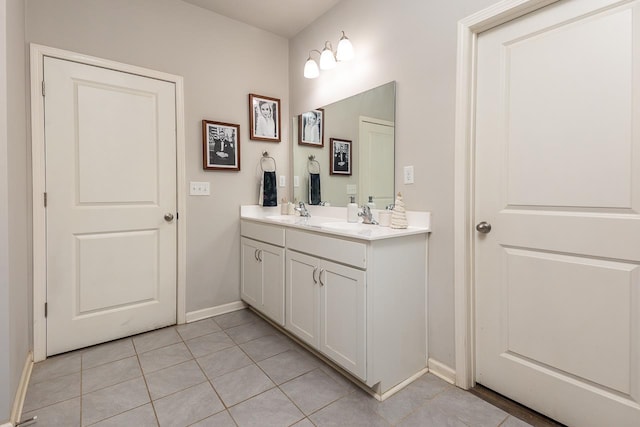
164 213 174 222
476 221 491 234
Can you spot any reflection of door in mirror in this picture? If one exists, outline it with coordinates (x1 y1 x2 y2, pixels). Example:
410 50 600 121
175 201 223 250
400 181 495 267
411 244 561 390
359 117 394 208
292 81 395 207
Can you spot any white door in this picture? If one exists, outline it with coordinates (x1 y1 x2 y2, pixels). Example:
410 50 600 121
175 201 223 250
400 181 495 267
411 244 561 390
240 237 262 308
286 250 319 348
240 237 285 325
45 57 177 356
358 118 394 207
319 259 366 380
261 243 285 326
475 1 640 425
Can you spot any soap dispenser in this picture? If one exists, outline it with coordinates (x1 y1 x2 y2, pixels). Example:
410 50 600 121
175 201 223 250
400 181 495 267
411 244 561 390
347 196 358 223
367 196 376 210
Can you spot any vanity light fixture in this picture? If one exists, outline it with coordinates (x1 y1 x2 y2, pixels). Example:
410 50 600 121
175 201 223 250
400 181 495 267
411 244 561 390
304 31 354 79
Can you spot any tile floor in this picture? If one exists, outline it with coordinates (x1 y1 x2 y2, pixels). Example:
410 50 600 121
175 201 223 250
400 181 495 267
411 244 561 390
22 309 532 427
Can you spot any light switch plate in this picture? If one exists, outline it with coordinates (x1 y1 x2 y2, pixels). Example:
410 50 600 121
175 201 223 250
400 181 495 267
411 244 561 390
403 166 414 184
190 181 210 196
294 176 300 187
279 175 286 187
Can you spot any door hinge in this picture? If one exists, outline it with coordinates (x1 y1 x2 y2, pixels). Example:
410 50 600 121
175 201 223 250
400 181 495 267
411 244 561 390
44 302 48 318
44 192 47 207
42 80 45 97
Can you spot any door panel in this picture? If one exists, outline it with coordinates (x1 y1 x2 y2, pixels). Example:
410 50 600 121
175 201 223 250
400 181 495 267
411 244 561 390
261 245 285 325
320 260 366 380
359 119 394 207
45 57 177 355
475 0 640 425
76 83 159 204
285 250 319 347
241 238 261 307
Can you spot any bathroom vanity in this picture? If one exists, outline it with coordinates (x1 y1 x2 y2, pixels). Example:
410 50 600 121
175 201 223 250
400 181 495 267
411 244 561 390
240 205 431 399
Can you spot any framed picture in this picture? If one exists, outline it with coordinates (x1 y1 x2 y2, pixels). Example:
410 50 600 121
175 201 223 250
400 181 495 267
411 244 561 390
330 138 352 176
202 120 241 171
298 109 324 147
249 93 281 142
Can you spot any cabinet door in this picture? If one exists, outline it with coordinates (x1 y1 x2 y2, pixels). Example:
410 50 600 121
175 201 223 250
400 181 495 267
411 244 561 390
261 244 285 326
286 250 319 348
240 237 262 307
319 260 366 380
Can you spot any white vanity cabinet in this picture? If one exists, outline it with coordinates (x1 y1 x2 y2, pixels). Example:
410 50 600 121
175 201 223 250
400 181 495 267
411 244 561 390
286 249 366 380
240 221 285 326
240 210 429 399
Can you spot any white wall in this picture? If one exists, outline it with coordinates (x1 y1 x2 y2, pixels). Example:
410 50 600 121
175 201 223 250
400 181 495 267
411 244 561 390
1 0 11 419
1 0 29 422
289 0 496 369
25 0 290 314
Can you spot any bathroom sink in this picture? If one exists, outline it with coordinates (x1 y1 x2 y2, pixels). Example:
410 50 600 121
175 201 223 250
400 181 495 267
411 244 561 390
266 215 342 227
266 215 299 223
320 222 377 232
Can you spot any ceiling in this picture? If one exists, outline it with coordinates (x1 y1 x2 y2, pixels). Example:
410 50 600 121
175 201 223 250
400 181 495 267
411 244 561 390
181 0 343 38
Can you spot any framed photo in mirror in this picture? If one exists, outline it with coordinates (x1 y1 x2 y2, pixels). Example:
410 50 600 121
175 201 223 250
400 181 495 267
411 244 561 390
330 138 352 175
249 93 281 142
202 120 241 171
298 109 324 147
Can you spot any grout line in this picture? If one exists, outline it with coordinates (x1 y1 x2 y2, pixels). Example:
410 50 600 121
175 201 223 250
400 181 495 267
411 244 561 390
133 338 161 427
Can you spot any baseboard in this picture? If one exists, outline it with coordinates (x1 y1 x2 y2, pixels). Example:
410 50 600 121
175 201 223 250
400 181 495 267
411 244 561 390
8 350 33 426
185 300 247 323
428 357 456 385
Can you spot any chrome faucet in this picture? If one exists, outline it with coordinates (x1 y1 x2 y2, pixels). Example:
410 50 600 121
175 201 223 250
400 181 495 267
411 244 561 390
294 201 311 217
358 205 378 225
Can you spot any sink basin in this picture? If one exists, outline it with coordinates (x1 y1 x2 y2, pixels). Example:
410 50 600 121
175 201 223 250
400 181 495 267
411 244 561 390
266 215 299 223
266 215 343 227
320 222 378 232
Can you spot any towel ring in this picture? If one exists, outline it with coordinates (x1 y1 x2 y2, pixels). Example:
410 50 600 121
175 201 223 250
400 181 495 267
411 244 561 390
307 155 320 174
260 151 277 172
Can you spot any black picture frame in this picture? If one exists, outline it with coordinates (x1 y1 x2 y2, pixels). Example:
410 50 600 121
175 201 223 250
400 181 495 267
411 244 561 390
202 120 241 171
330 138 352 175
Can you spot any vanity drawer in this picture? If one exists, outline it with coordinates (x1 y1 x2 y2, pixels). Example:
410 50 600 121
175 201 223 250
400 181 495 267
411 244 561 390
287 229 366 269
241 220 285 247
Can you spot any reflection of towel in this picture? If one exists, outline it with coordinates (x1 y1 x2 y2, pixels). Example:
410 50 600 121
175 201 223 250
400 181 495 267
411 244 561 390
309 173 321 205
261 171 278 207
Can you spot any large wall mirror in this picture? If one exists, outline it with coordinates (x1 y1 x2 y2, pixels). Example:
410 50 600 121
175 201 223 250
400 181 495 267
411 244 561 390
292 81 396 208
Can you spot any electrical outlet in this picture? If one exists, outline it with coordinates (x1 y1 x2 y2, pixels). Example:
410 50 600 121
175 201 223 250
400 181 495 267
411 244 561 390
403 166 415 184
189 181 210 196
279 175 286 187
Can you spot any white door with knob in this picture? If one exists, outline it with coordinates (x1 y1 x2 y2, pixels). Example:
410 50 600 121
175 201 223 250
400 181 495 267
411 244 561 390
44 56 178 356
474 0 640 425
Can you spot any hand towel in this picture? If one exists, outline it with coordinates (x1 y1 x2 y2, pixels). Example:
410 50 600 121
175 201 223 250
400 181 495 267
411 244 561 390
309 173 321 205
262 170 278 207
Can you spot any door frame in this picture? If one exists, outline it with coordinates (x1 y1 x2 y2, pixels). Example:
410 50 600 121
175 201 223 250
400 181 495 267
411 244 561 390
30 44 187 362
453 0 560 389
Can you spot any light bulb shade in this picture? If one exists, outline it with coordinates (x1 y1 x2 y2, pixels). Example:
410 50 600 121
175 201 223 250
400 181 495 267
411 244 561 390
303 57 320 78
337 34 354 61
319 46 337 70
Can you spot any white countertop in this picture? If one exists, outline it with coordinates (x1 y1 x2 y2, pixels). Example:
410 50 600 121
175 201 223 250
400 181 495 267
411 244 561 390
240 205 431 241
